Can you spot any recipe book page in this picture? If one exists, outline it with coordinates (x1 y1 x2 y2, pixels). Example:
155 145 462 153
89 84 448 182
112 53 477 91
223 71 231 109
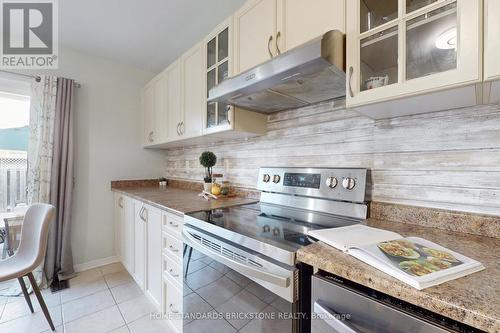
348 237 485 289
308 225 402 251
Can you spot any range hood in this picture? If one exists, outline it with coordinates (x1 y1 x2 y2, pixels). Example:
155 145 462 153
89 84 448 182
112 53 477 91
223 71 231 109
208 30 346 113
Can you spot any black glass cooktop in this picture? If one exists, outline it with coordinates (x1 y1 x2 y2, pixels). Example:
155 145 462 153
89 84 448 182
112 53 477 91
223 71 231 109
186 202 360 252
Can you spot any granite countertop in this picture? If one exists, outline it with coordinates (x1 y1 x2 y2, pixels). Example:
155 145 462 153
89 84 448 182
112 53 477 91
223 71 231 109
297 219 500 332
111 185 258 215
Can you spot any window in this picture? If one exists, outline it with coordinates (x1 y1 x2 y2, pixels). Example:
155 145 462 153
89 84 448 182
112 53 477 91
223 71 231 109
0 91 30 213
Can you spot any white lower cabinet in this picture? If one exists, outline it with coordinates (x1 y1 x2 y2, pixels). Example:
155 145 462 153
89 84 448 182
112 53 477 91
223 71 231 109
162 212 184 333
114 194 135 275
163 274 183 333
114 194 184 329
145 205 162 309
133 201 147 289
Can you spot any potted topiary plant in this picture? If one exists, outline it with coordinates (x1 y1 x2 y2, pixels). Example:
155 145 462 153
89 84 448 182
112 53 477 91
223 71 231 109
199 151 217 192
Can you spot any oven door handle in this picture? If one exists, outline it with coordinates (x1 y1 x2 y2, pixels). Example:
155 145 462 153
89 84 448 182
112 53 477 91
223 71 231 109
314 301 362 333
183 228 290 288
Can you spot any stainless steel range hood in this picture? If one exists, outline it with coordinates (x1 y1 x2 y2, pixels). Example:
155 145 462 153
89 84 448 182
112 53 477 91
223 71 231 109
208 30 346 113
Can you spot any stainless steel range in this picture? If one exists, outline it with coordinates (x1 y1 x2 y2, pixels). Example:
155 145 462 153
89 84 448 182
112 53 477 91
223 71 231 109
183 167 368 332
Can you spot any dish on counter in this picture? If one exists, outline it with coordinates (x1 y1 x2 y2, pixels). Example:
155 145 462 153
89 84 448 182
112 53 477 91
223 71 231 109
422 247 459 262
378 241 420 259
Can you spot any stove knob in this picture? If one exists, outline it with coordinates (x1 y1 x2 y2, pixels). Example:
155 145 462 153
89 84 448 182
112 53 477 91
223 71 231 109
262 174 271 183
342 177 356 190
273 175 281 183
325 176 338 188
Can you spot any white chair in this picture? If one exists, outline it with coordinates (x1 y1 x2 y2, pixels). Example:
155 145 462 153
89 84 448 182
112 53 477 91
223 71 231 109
0 203 56 331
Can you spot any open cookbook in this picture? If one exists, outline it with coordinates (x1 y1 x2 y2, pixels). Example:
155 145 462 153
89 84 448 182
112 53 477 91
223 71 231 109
308 225 485 290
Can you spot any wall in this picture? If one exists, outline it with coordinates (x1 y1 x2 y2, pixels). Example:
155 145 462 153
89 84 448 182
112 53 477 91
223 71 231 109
165 100 500 216
15 47 166 267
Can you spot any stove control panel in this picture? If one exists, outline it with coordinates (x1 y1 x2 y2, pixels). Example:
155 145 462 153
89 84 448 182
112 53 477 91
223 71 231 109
257 167 367 203
283 173 321 188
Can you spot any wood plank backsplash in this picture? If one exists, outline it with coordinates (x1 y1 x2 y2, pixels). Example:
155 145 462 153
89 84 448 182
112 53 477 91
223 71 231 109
164 100 500 216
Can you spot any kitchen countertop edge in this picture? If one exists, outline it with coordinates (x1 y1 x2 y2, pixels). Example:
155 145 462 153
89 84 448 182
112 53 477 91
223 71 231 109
111 186 258 216
297 219 500 332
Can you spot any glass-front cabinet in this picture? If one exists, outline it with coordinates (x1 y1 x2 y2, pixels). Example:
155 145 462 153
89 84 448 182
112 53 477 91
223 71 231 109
204 18 233 133
346 0 481 109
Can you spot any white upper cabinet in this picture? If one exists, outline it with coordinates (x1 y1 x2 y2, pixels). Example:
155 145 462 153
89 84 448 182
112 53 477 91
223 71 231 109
142 82 155 146
484 0 500 81
234 0 346 74
346 0 482 115
142 73 168 146
234 0 278 73
154 74 168 143
166 60 183 142
181 43 204 138
204 18 234 133
280 0 345 51
203 17 268 138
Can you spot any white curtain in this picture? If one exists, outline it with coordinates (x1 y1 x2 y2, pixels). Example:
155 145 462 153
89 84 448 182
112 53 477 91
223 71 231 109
27 75 58 289
1 76 58 296
27 76 58 204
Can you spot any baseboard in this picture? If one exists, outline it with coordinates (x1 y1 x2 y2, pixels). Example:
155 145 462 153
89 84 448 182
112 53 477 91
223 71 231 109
74 255 120 272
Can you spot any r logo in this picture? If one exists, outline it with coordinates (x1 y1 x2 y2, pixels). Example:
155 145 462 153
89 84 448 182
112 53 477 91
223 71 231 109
2 2 53 54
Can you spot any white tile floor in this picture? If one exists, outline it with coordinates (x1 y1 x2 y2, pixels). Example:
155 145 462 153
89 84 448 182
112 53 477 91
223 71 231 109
0 249 293 333
0 262 172 333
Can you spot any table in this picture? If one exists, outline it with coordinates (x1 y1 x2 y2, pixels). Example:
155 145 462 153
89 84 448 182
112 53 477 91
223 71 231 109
0 208 27 259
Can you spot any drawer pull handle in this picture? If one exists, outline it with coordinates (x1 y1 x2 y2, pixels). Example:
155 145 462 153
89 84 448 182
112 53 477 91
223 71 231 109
169 221 179 227
169 245 179 253
168 268 179 277
169 304 179 314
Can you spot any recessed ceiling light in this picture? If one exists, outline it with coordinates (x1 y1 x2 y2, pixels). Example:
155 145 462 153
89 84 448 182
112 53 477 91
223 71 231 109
435 28 457 50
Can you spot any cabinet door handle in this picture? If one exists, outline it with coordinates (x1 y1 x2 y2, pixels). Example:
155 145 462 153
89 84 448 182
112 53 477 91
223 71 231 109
267 35 274 58
169 304 179 314
148 131 154 143
118 197 123 208
169 221 179 228
142 208 147 222
225 105 232 125
180 121 184 135
139 207 147 222
275 31 281 55
168 268 179 277
176 123 180 136
348 66 354 98
169 244 179 252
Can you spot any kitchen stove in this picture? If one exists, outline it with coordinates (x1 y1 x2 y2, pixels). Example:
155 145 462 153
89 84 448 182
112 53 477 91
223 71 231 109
183 167 369 332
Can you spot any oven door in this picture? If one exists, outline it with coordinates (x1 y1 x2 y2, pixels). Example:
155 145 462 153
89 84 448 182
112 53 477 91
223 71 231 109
183 224 298 302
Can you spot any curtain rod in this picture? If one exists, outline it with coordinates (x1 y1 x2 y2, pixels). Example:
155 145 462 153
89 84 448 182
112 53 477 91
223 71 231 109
0 69 81 88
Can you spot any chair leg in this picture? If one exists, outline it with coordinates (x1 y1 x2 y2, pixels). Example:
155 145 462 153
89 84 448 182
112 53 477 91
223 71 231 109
184 246 193 279
18 277 34 313
27 272 55 331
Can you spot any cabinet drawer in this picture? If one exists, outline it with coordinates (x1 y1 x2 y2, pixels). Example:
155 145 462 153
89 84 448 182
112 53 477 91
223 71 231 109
162 231 183 260
162 213 183 238
163 253 182 287
164 275 183 333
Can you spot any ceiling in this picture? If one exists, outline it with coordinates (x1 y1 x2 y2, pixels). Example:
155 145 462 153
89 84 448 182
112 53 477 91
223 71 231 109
59 0 246 73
